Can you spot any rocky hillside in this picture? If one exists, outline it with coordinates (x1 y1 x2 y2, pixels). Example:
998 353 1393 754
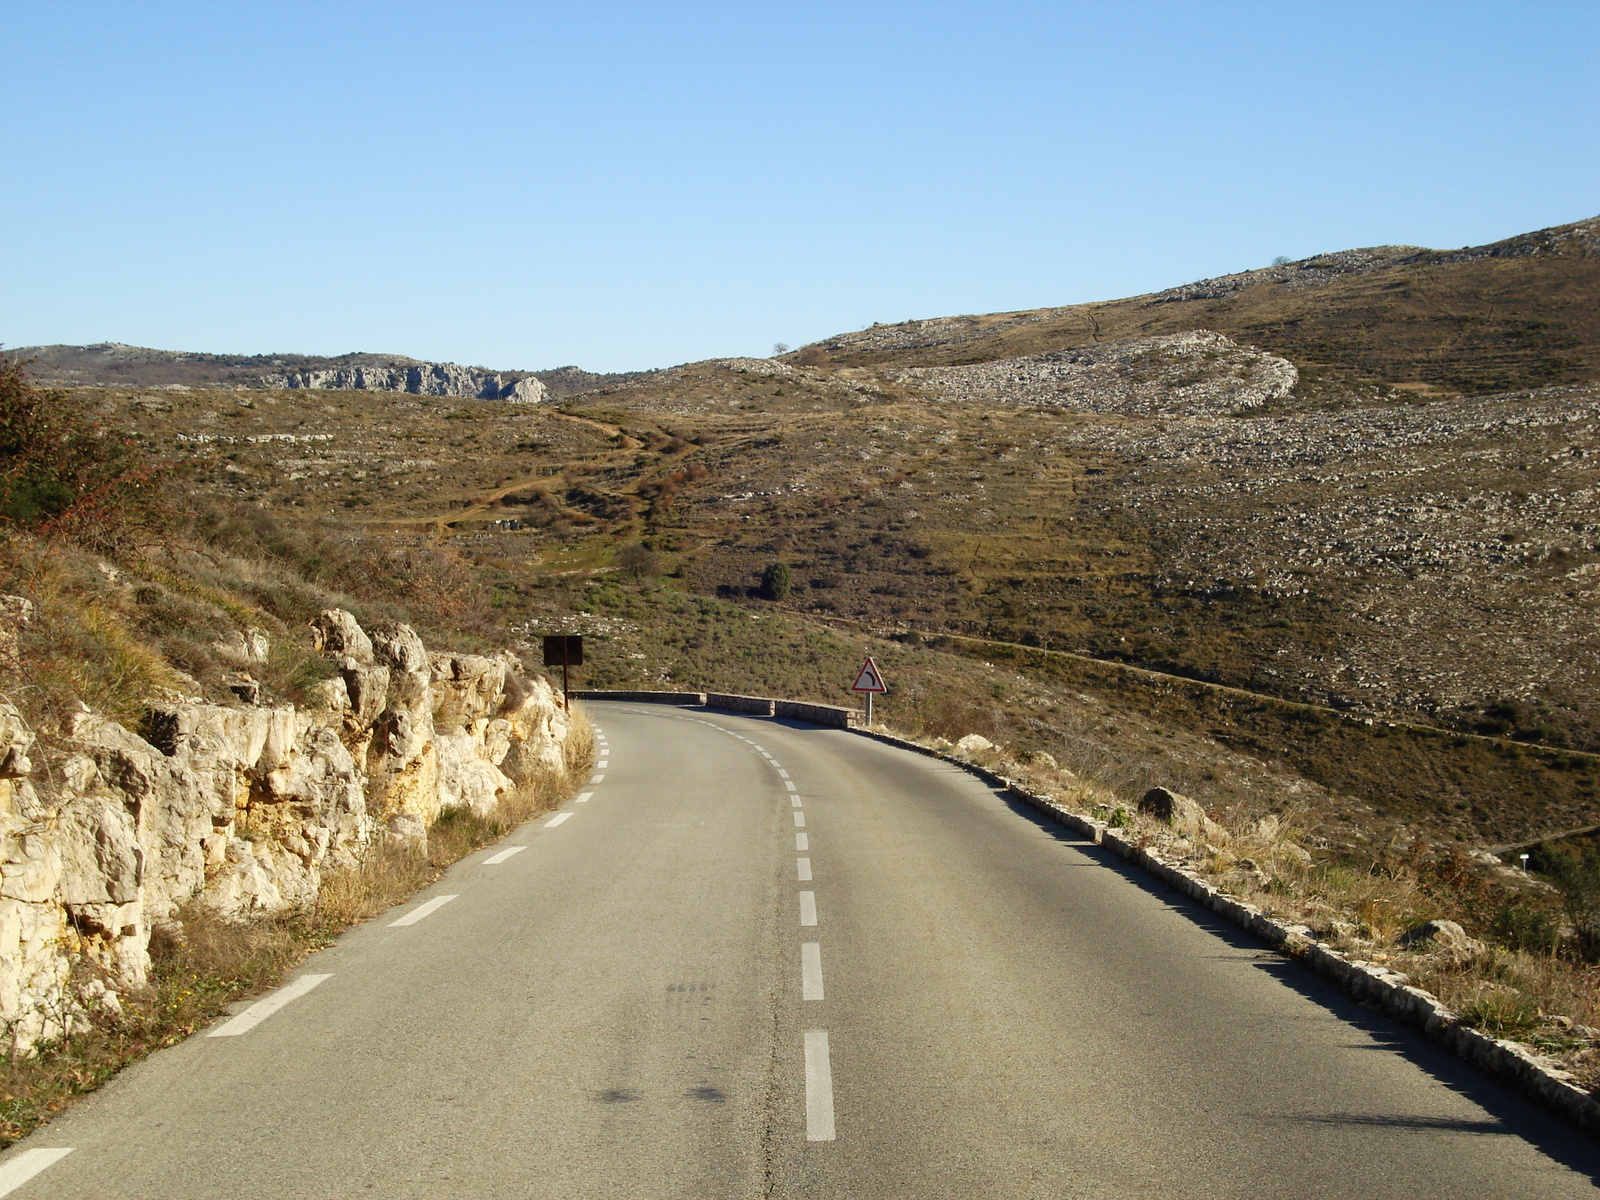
22 210 1600 872
789 214 1600 394
7 344 570 402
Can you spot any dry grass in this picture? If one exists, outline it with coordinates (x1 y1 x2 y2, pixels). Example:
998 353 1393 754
0 729 591 1149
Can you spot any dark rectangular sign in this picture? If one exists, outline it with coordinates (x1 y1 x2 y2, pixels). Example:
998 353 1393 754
542 634 584 667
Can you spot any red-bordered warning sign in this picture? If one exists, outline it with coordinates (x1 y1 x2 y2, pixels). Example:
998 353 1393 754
850 656 888 694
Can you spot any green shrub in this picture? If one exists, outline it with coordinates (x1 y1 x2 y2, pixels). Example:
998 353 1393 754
761 560 792 600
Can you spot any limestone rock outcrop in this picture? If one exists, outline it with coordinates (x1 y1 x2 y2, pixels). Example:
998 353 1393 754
259 363 546 403
0 610 578 1050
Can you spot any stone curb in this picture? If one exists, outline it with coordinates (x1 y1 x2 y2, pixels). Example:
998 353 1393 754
849 725 1600 1136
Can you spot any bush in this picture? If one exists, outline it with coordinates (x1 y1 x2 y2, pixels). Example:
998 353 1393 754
0 358 165 550
1491 899 1563 955
761 560 792 600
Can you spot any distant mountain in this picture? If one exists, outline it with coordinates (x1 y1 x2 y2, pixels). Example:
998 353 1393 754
789 214 1600 394
2 343 645 402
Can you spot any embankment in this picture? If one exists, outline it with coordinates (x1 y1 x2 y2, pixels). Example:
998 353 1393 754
0 609 582 1050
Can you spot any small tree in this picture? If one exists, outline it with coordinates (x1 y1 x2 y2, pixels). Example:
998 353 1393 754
772 342 790 356
617 542 661 580
761 560 791 600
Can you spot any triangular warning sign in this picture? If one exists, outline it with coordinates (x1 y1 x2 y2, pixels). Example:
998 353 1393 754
851 656 887 693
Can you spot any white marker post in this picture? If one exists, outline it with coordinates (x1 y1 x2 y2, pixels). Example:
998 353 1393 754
850 655 888 725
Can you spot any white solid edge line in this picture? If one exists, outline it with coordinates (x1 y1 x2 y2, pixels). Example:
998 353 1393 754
804 1030 836 1141
483 845 527 865
0 1148 73 1196
799 891 818 926
802 942 824 1000
797 857 812 881
388 894 459 928
796 832 809 851
546 812 573 828
793 812 806 828
575 791 594 803
208 973 334 1036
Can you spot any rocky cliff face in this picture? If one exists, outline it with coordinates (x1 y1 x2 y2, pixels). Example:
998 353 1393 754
0 609 579 1049
258 363 546 403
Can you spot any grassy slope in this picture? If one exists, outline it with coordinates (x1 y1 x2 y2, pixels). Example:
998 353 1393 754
787 216 1600 394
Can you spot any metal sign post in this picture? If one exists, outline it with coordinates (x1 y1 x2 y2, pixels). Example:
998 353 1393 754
850 655 888 725
542 635 585 711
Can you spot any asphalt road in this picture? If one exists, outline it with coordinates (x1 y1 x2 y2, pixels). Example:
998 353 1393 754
4 702 1597 1198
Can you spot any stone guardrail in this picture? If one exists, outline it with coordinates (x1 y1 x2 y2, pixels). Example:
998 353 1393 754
850 726 1600 1136
772 700 855 729
704 692 776 716
574 690 858 729
570 690 707 705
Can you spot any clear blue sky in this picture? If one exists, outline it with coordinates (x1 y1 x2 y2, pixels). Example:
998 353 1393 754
4 2 1596 373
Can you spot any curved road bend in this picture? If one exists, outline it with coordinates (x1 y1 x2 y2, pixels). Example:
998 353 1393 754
3 702 1596 1198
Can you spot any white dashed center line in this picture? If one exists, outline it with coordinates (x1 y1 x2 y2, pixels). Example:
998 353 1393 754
208 973 333 1035
799 891 818 926
796 832 809 851
596 758 609 768
790 795 803 808
801 942 824 1000
785 781 798 793
589 774 605 784
483 846 526 865
0 1148 73 1196
545 812 573 828
796 857 812 881
575 791 594 803
793 812 806 828
389 895 459 928
777 768 790 779
804 1031 836 1141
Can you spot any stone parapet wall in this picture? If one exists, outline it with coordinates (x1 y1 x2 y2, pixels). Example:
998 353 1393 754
705 694 776 716
574 690 859 729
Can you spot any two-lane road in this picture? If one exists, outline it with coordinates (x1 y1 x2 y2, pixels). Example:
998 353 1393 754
4 703 1596 1198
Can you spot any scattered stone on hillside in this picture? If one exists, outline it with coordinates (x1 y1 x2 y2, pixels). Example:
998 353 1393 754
1139 786 1227 842
1397 918 1486 957
1144 246 1425 305
956 733 996 756
889 331 1297 416
0 596 33 670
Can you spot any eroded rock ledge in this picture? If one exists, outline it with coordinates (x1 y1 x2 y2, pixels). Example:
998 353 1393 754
0 609 579 1049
